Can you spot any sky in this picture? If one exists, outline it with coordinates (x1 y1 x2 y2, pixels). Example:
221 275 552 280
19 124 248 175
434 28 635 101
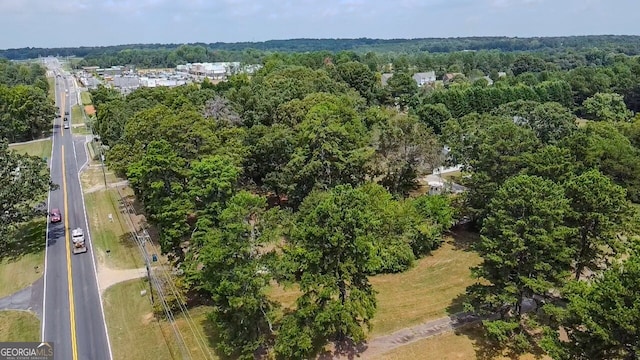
0 0 638 49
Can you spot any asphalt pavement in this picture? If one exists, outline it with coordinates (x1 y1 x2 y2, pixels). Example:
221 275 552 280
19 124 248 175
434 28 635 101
42 58 112 360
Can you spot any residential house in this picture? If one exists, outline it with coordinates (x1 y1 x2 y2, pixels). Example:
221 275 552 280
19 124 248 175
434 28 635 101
381 71 437 87
412 71 436 87
442 73 465 85
381 73 393 86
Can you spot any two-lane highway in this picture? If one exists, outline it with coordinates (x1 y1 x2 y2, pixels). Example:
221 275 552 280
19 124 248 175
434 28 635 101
42 58 112 360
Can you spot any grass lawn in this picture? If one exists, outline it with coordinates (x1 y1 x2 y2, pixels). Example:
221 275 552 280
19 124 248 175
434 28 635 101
0 219 46 298
370 232 481 336
371 324 551 360
72 125 91 136
80 165 121 190
80 91 92 105
84 189 143 269
0 311 40 342
267 231 482 338
71 104 84 125
104 279 217 360
9 139 52 160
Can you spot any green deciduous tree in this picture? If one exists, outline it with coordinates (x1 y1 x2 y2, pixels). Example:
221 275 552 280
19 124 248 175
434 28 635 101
192 192 279 359
413 102 452 135
0 141 54 249
369 113 441 196
543 246 640 360
333 61 377 103
127 140 191 254
275 184 379 359
564 169 630 280
282 99 372 205
188 154 241 220
528 102 577 144
462 119 540 222
561 122 640 202
466 175 574 352
385 72 418 110
582 92 633 122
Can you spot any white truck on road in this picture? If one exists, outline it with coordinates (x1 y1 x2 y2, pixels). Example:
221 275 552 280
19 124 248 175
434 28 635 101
71 228 87 254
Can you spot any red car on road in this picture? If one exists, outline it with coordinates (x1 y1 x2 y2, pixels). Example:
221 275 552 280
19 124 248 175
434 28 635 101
50 208 61 223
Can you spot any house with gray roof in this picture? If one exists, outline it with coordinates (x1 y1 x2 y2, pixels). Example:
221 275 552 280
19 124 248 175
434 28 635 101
413 71 436 87
381 73 394 86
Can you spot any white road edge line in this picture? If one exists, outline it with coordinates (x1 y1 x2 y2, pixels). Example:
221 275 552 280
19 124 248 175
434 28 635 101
41 69 57 342
72 104 114 360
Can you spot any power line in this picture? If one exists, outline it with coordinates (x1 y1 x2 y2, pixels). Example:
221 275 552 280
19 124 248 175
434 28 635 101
81 78 214 360
80 90 193 360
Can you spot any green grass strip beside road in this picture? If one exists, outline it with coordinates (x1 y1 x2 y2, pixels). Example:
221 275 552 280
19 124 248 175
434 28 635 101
80 91 92 105
8 139 52 160
0 311 40 342
0 219 46 298
71 104 84 125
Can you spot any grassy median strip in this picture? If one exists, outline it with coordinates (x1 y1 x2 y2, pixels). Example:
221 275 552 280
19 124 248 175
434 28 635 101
71 104 84 125
0 311 40 342
80 91 92 105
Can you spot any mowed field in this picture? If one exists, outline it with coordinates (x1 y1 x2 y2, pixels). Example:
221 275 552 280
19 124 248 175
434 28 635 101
9 138 52 159
0 311 40 342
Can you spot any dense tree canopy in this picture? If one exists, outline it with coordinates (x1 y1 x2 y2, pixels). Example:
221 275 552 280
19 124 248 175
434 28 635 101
0 60 56 142
0 141 54 251
84 42 640 359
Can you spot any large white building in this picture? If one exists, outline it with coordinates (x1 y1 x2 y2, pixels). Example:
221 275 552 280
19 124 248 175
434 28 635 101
176 62 262 79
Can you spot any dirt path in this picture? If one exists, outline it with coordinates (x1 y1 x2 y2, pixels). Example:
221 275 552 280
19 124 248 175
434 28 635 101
96 265 147 294
85 180 129 194
327 313 480 359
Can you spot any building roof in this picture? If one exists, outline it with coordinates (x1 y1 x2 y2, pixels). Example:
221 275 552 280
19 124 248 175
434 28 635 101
381 73 393 86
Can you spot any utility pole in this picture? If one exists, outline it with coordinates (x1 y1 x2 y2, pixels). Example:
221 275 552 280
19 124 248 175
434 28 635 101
146 262 154 303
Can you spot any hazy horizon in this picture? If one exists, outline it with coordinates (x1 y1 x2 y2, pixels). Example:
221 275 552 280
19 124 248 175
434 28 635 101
1 0 638 49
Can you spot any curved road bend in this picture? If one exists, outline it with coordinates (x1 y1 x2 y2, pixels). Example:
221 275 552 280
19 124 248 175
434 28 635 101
42 58 112 360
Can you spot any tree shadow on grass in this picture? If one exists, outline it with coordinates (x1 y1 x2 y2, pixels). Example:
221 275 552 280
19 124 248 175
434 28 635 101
0 218 47 262
452 323 507 360
117 232 139 250
200 314 238 360
448 228 480 252
317 339 369 360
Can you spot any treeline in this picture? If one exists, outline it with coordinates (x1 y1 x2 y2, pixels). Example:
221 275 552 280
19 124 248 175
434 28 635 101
92 48 640 358
4 35 640 60
0 59 57 142
0 140 54 252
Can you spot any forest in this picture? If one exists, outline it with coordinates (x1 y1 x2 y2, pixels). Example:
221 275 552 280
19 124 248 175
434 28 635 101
0 59 55 257
89 45 640 359
0 59 57 142
3 35 640 68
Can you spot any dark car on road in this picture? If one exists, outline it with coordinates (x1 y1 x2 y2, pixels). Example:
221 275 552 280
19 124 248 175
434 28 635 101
50 208 61 223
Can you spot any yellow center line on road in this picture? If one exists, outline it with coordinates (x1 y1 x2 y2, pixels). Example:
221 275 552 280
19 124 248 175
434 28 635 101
62 146 79 360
